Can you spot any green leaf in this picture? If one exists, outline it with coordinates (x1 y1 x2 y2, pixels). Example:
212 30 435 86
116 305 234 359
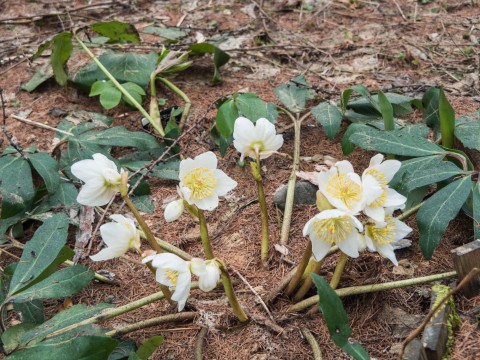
417 176 472 259
189 43 230 84
0 156 35 219
390 155 444 188
8 214 69 296
473 181 480 241
310 102 343 140
274 75 310 113
49 182 79 208
422 87 440 133
27 152 60 194
10 265 94 303
341 123 368 155
377 91 394 131
108 340 137 360
6 335 118 360
20 303 112 346
2 323 37 354
21 63 54 92
455 110 480 151
439 88 455 149
346 92 414 116
348 126 445 157
404 161 471 191
14 300 45 325
311 274 370 360
216 99 239 138
122 82 146 107
75 126 159 150
90 81 122 110
131 195 155 213
340 84 379 114
136 336 164 360
73 53 158 90
90 21 140 44
235 93 278 124
51 32 73 86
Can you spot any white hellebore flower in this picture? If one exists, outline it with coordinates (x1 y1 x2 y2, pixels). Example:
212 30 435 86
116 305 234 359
363 214 413 266
164 199 184 222
142 253 192 311
71 153 123 206
362 154 407 222
303 209 364 262
318 160 382 215
190 258 221 292
90 215 140 261
179 151 237 211
233 117 284 162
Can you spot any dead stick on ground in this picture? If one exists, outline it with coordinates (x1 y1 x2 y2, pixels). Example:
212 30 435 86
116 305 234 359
195 327 209 360
301 328 323 360
397 267 480 359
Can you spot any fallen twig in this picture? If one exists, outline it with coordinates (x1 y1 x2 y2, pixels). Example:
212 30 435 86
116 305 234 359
195 327 209 360
10 114 73 136
301 328 323 360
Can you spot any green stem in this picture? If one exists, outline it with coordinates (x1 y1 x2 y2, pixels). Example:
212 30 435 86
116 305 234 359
197 209 214 259
138 230 192 261
251 156 269 265
288 271 457 312
158 77 192 130
286 241 312 296
75 36 165 137
105 312 196 337
330 253 348 290
301 328 323 360
396 200 425 221
293 258 324 302
217 260 249 322
64 260 117 284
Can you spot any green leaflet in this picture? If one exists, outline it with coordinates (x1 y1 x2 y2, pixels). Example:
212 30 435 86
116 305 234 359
27 152 60 194
189 43 230 84
274 75 310 113
417 176 472 259
455 110 480 151
404 161 471 191
310 102 343 140
90 21 140 44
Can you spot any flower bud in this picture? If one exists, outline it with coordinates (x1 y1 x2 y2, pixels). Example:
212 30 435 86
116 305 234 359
316 190 333 212
164 199 184 222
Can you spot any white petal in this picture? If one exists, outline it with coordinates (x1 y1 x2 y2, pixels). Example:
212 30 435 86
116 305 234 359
171 272 191 311
194 151 217 170
255 118 276 140
357 234 367 252
77 179 117 206
190 258 206 276
233 117 255 149
164 200 184 222
369 154 384 167
364 233 375 251
92 153 118 171
263 134 284 154
377 159 401 183
192 194 219 211
383 188 407 208
364 205 386 223
392 218 413 241
303 217 316 237
179 158 196 180
376 243 398 266
337 231 360 258
335 160 355 174
347 214 364 232
89 245 127 261
311 237 332 262
150 253 189 272
214 169 237 196
109 214 128 224
362 174 384 206
198 263 220 292
71 159 103 183
99 222 132 247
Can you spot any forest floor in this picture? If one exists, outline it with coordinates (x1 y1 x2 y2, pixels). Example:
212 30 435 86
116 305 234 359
0 0 479 359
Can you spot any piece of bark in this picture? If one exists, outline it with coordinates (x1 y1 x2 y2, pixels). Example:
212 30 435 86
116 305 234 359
451 239 480 298
73 206 95 262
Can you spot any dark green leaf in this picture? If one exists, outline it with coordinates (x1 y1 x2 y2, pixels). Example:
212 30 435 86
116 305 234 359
51 32 73 86
310 102 343 140
90 81 122 110
6 335 118 360
27 152 60 194
311 274 370 360
216 99 239 138
122 82 146 107
90 21 140 44
20 303 112 346
347 92 414 116
438 88 455 149
273 75 310 113
121 159 179 181
473 181 480 241
189 43 230 84
390 155 444 188
455 110 480 151
14 300 45 325
76 126 159 150
341 123 368 155
49 182 79 208
10 265 94 303
340 84 379 113
377 91 394 131
8 214 69 296
417 176 472 259
73 53 158 90
344 109 382 124
422 87 440 134
348 126 445 157
108 340 137 360
21 64 54 92
235 93 278 124
404 161 471 191
131 195 155 213
2 323 36 354
136 336 164 360
0 156 35 219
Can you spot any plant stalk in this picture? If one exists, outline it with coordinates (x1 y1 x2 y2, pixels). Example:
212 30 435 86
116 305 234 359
158 77 192 130
138 230 192 261
330 253 348 290
301 327 323 360
293 258 324 302
286 241 312 296
251 157 270 265
197 209 214 260
288 271 457 312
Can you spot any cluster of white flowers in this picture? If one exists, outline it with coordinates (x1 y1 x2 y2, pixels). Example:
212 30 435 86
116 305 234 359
303 154 412 265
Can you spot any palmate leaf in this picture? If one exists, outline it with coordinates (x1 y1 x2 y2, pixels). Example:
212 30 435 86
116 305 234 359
417 176 472 259
311 274 370 360
404 161 472 191
310 102 343 140
90 21 140 44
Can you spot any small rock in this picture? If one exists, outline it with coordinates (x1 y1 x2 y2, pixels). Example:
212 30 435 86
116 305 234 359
273 181 317 210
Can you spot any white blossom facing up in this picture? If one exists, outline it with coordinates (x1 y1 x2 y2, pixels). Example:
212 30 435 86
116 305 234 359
90 215 140 261
190 258 221 292
71 153 124 206
303 209 364 262
179 151 237 211
233 117 284 162
164 199 184 222
142 253 192 311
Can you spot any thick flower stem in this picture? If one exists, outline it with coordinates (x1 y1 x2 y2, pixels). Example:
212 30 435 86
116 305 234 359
197 209 214 259
138 230 192 261
301 327 323 360
217 261 249 322
288 271 457 312
293 258 324 302
286 242 312 296
250 157 269 265
158 77 192 130
75 36 164 137
396 200 425 221
330 253 348 290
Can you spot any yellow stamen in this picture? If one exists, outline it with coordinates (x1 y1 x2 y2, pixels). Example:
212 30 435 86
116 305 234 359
182 167 217 200
367 216 396 245
312 216 351 244
164 269 179 285
366 169 388 186
326 173 361 209
370 186 387 208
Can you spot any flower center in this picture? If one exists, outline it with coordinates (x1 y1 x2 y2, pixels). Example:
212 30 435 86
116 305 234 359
250 140 265 154
326 173 362 209
102 168 121 187
312 216 351 244
182 167 217 200
367 216 396 245
366 169 388 186
163 269 179 286
369 186 387 208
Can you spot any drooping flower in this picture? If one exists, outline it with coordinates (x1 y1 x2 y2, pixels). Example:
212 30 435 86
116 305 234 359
142 253 192 311
90 215 140 261
179 151 237 211
71 153 124 206
233 117 283 162
363 214 413 266
362 154 406 222
303 209 364 261
164 199 184 222
190 258 221 292
317 160 382 215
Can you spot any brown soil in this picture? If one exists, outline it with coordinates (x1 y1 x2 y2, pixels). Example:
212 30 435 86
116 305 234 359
1 1 479 359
